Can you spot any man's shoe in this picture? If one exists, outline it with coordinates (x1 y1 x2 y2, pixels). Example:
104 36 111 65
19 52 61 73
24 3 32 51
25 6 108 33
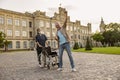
57 68 62 71
39 65 44 68
71 68 77 72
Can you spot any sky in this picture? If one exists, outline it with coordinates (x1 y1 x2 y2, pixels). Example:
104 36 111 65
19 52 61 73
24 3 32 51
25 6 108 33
0 0 120 32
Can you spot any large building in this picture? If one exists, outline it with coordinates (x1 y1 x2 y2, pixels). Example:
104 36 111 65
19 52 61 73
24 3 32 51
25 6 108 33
0 7 92 50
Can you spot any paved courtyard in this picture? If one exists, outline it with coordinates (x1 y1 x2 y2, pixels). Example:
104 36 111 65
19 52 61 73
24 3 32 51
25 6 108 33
0 51 120 80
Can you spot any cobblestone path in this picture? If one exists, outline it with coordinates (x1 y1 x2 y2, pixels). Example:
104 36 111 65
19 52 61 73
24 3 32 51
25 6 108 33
0 51 120 80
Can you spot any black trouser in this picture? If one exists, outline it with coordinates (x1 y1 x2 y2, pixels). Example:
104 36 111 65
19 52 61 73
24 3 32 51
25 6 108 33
36 47 42 65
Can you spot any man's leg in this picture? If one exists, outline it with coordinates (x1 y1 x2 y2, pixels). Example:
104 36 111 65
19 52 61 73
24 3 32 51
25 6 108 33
58 45 64 68
37 47 42 65
65 43 75 69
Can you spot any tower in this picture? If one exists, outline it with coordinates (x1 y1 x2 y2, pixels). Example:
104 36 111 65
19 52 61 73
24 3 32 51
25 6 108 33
99 17 105 32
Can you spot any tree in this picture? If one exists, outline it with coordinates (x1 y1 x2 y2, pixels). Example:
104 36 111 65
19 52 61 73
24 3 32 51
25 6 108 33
0 32 10 51
91 32 104 46
102 27 120 46
0 32 5 48
85 37 92 50
92 33 104 42
101 23 120 46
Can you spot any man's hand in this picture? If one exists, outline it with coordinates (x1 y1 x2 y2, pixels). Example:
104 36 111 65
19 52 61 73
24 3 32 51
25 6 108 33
65 11 67 17
62 11 67 28
55 36 58 41
36 42 42 47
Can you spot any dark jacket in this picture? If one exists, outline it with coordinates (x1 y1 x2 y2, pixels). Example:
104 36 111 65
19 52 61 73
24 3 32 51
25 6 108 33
35 33 47 47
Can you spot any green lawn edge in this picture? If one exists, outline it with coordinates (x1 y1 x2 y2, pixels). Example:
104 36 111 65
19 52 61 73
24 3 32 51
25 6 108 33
72 47 120 55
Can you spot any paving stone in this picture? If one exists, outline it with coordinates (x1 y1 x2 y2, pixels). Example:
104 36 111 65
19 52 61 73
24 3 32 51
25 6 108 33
0 51 120 80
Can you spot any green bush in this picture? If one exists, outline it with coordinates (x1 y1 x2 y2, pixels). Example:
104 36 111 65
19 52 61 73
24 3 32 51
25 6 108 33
85 37 92 50
73 42 79 50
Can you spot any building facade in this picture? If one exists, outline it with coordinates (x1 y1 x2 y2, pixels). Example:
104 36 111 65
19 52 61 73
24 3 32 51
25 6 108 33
0 7 92 50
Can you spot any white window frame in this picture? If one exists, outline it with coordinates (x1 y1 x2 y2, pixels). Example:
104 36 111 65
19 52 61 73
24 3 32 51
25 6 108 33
22 20 27 27
23 41 27 48
15 19 20 26
46 22 50 28
7 30 12 36
0 16 4 24
70 26 73 31
16 41 20 48
52 23 55 28
52 32 55 37
7 18 12 25
22 31 27 37
74 27 76 31
15 31 20 36
66 26 69 30
46 32 50 37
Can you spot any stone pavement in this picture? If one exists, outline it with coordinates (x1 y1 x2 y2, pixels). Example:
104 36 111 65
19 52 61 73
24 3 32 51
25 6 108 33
0 51 120 80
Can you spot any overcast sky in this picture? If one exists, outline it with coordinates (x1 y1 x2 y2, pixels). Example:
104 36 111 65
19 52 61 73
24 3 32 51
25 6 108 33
0 0 120 32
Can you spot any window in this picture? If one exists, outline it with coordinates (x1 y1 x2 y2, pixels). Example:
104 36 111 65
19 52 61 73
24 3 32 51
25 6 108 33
22 31 27 37
8 41 12 48
78 35 80 39
29 41 34 49
66 26 69 30
39 20 44 27
52 32 55 37
74 27 76 31
46 22 50 28
74 34 77 39
7 18 12 25
15 19 20 26
46 32 50 37
52 23 55 28
70 26 73 31
7 30 12 36
29 21 32 28
48 41 50 46
16 41 20 48
23 41 27 48
15 31 20 36
22 20 27 27
29 31 32 37
0 16 4 24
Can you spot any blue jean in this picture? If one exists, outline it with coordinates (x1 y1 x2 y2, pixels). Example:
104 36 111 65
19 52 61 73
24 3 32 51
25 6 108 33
58 42 75 68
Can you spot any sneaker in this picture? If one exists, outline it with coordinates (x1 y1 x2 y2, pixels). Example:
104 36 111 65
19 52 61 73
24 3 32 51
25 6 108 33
39 65 44 68
71 68 77 72
57 68 62 71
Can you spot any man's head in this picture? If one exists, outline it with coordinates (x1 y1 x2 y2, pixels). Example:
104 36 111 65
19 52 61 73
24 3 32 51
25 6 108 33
37 28 40 33
55 22 61 30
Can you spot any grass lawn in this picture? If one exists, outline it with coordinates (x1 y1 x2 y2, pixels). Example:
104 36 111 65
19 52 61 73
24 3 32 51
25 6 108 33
72 47 120 55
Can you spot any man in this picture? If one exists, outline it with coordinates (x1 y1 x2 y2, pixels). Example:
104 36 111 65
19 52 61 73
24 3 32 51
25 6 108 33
35 28 48 67
55 11 76 72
